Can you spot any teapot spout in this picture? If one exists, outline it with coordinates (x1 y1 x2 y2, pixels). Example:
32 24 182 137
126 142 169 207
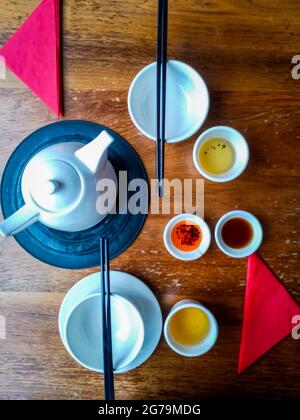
75 130 114 174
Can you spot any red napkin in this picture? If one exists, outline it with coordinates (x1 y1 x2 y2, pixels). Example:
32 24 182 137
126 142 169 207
238 253 300 373
0 0 63 116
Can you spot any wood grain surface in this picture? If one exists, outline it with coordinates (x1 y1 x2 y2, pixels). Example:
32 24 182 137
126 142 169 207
0 0 300 400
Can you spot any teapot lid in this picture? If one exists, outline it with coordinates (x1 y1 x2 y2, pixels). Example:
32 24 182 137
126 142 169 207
22 145 83 214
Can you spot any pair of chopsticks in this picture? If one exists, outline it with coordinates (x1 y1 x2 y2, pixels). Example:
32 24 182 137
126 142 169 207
156 0 168 197
100 237 114 400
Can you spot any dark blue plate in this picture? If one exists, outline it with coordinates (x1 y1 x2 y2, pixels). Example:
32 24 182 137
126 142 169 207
0 120 148 269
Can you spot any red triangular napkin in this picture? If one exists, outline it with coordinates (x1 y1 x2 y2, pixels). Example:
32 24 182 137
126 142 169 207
0 0 63 116
238 253 300 373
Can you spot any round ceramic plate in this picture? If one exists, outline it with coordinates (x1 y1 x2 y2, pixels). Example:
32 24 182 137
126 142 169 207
59 271 163 373
0 120 148 269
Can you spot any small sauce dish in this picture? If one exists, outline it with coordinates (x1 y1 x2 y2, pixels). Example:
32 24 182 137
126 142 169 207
163 213 211 261
215 210 263 258
164 299 218 357
193 125 249 182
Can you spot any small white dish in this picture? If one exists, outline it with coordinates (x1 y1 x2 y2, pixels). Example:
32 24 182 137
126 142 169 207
128 60 210 143
164 299 218 357
193 125 249 182
64 293 144 373
215 210 263 258
59 271 162 373
163 213 211 261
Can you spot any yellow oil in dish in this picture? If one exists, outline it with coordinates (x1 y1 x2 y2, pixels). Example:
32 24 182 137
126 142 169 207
169 307 210 346
198 138 235 175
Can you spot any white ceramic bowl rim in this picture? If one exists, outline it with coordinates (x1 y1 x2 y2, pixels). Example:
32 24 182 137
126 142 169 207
163 213 211 261
193 125 249 182
164 300 218 357
64 292 145 373
128 60 210 143
58 271 163 374
215 210 263 258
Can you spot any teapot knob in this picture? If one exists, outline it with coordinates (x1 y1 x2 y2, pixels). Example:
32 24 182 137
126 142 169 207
44 179 60 195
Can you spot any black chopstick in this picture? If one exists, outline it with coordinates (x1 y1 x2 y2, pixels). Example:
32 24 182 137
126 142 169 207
100 237 115 400
160 0 168 194
156 0 168 197
156 0 163 196
104 238 114 399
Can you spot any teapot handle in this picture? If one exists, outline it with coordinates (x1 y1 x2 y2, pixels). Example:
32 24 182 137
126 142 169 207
0 205 39 237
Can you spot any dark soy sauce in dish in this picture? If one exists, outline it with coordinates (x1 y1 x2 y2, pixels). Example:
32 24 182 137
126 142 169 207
221 217 253 249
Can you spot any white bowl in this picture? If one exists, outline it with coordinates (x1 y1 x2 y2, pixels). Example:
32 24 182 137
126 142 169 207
193 126 249 182
58 271 163 374
164 299 218 357
163 213 211 261
64 293 144 373
215 210 263 258
128 60 210 143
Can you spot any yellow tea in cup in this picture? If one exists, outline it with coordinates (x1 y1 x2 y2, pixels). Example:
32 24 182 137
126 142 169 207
169 307 210 346
198 138 234 175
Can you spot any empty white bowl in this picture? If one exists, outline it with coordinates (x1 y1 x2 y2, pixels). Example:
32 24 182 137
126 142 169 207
128 60 210 143
193 126 249 182
215 210 263 258
164 299 218 357
64 293 144 373
163 213 211 261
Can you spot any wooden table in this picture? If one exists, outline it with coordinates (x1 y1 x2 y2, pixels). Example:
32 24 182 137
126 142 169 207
0 0 299 400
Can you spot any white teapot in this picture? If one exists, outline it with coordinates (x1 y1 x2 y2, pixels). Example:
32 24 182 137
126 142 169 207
0 130 117 236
